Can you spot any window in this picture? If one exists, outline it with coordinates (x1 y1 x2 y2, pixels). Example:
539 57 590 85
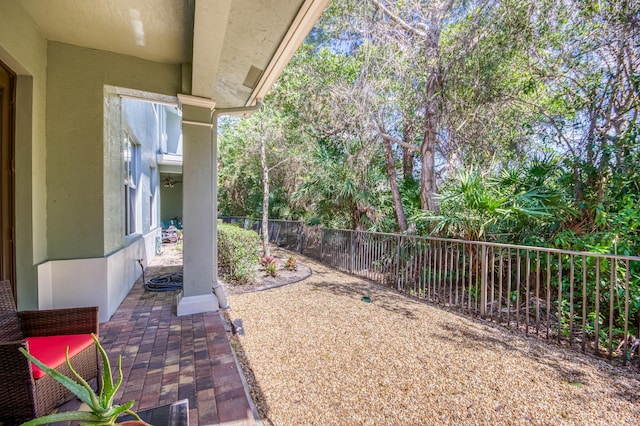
124 134 140 235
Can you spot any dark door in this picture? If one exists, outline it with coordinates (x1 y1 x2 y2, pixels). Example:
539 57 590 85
0 60 16 294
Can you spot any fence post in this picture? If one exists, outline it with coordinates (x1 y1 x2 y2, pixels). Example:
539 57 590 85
481 244 488 317
320 228 325 261
349 231 355 274
298 224 304 254
396 235 402 290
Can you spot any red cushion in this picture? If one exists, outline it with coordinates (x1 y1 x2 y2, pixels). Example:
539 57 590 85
25 334 95 379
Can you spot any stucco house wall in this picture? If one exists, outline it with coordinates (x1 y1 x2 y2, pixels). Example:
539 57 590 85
123 97 162 234
0 0 48 309
0 0 185 320
46 42 181 259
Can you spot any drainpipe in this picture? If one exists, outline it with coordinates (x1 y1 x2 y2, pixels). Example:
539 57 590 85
210 101 263 309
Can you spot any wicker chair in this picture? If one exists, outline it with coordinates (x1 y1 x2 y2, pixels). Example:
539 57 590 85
0 280 101 425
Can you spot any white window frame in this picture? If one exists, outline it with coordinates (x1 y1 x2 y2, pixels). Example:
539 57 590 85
124 134 141 236
149 164 158 229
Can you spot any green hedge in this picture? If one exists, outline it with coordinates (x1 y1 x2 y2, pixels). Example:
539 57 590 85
218 222 260 284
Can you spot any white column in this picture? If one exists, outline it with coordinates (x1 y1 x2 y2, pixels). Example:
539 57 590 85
176 94 219 316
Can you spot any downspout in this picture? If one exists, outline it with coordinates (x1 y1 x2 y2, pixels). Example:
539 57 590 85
211 101 263 309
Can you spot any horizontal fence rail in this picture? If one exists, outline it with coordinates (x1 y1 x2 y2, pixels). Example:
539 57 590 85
220 216 640 365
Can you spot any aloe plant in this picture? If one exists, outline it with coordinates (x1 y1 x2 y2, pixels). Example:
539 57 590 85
19 333 143 425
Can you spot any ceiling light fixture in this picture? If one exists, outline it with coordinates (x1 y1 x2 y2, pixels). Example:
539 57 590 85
163 175 181 188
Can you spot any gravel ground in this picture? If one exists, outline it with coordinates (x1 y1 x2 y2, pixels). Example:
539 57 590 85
226 249 640 425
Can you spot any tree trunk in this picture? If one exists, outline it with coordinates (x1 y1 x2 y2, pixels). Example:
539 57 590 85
419 144 437 210
420 72 440 211
382 137 408 231
260 136 270 257
402 147 414 180
418 17 443 212
402 122 415 180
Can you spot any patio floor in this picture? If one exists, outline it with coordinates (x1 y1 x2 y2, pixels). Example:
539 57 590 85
60 243 258 425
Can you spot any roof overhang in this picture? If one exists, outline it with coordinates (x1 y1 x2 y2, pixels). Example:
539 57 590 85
246 0 329 106
190 0 329 107
18 0 329 107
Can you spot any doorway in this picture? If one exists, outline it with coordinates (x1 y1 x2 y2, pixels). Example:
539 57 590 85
0 60 16 294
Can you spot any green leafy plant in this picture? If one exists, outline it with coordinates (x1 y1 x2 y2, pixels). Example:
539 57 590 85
19 334 143 425
264 260 279 277
218 223 261 284
284 255 297 271
415 161 573 242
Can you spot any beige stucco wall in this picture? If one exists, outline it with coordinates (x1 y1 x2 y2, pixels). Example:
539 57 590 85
46 42 182 259
0 0 48 309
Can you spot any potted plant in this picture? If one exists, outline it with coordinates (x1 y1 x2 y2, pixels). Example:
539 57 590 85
19 334 146 425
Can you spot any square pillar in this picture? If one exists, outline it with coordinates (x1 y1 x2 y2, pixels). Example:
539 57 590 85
176 94 219 315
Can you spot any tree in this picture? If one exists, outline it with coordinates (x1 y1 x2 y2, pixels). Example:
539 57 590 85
257 116 290 257
219 0 639 253
520 0 639 226
270 43 393 230
312 0 542 223
368 0 491 212
218 105 302 256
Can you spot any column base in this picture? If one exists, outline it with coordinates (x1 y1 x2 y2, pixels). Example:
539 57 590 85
176 292 219 316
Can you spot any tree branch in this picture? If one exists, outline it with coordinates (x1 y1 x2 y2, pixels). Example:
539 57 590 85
369 0 427 39
268 158 290 172
378 129 420 152
510 96 578 158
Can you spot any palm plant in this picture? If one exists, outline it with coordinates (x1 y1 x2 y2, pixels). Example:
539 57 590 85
415 159 573 242
415 169 501 240
293 141 387 230
19 334 143 425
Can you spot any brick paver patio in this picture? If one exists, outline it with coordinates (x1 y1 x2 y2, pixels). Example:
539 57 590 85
57 244 258 425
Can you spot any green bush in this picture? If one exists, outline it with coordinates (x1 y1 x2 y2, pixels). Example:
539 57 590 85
218 223 260 284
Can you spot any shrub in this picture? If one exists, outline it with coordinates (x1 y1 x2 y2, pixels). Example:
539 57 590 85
218 223 261 284
284 255 297 271
260 256 276 267
260 256 279 277
264 261 279 277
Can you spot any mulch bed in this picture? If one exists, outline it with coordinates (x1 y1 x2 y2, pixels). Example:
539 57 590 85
222 249 312 295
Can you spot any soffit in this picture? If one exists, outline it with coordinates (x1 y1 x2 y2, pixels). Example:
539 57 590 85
18 0 328 107
198 0 305 107
18 0 194 64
